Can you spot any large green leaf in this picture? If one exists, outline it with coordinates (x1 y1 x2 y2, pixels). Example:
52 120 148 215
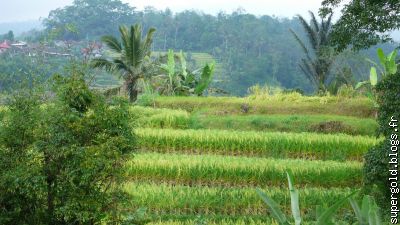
376 48 386 69
194 63 215 96
179 51 188 78
316 191 357 225
369 67 377 86
349 198 364 224
256 189 290 225
355 81 369 89
287 171 301 225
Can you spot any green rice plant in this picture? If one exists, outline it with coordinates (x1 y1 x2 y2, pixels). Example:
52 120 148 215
190 114 377 136
147 218 277 225
136 128 380 160
126 153 362 188
124 182 355 219
153 96 375 118
130 106 190 129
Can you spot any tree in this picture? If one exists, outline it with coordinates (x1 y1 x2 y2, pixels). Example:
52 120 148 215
290 11 336 93
0 30 14 42
92 24 156 102
0 66 136 224
320 0 400 51
43 0 137 40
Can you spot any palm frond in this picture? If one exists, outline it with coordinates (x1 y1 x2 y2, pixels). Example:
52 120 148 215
101 35 122 53
290 29 309 55
91 58 115 72
297 14 318 50
309 11 320 33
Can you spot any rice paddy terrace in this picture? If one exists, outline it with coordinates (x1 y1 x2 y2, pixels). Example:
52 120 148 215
127 95 379 224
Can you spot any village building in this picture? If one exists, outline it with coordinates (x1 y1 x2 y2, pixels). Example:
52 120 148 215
0 41 10 54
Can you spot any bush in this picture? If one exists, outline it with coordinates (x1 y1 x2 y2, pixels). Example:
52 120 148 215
0 68 136 224
363 70 400 211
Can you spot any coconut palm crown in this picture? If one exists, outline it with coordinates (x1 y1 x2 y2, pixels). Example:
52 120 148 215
92 24 156 102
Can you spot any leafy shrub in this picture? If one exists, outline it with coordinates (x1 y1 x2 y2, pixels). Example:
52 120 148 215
363 69 400 211
0 68 136 224
376 71 400 137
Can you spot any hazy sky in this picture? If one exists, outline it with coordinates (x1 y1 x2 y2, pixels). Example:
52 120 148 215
1 0 326 23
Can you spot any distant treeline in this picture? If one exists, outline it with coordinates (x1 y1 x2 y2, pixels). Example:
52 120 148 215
12 0 400 95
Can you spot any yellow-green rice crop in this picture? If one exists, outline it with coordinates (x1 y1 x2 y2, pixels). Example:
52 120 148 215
126 153 362 187
125 182 354 219
130 106 190 129
154 96 375 118
147 218 278 225
137 128 380 160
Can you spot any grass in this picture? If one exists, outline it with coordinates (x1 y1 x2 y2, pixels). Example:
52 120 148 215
190 113 378 136
125 182 355 219
153 96 376 118
147 218 279 225
126 152 362 188
137 128 379 160
130 106 190 129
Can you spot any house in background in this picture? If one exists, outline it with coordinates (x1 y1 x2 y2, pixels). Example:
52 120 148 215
0 41 10 54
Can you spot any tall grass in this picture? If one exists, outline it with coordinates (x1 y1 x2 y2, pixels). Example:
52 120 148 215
154 96 375 118
147 218 278 225
130 106 190 129
125 182 354 218
126 153 362 187
137 128 380 160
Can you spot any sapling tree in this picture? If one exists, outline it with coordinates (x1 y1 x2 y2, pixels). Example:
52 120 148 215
0 65 136 224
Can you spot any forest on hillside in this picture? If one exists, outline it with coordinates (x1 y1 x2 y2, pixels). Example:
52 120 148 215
1 0 397 95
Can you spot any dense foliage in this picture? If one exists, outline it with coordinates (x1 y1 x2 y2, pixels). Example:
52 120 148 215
320 0 400 51
0 68 135 224
364 70 400 210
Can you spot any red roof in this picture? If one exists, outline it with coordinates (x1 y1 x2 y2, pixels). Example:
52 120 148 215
0 41 10 49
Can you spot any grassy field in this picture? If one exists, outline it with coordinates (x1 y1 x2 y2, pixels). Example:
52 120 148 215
126 153 362 187
125 182 354 219
127 95 379 224
137 128 378 161
131 105 377 135
153 96 376 118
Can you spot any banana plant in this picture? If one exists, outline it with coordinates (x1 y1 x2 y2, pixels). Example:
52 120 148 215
159 49 177 95
256 171 356 225
349 195 381 225
356 48 398 89
157 49 215 96
355 48 398 109
194 63 215 96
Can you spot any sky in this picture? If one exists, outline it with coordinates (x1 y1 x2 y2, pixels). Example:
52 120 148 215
0 0 325 23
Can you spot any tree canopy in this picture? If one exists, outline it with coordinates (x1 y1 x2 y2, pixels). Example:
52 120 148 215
320 0 400 51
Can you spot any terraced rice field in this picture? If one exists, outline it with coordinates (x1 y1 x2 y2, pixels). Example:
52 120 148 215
129 96 378 224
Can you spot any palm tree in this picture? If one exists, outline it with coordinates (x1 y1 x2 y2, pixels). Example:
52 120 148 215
290 11 335 93
92 24 156 102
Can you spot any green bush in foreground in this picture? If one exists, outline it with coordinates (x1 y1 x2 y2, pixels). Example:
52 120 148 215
0 69 135 224
364 70 400 212
137 128 380 161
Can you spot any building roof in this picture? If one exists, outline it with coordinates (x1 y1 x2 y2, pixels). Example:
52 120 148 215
0 41 10 49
